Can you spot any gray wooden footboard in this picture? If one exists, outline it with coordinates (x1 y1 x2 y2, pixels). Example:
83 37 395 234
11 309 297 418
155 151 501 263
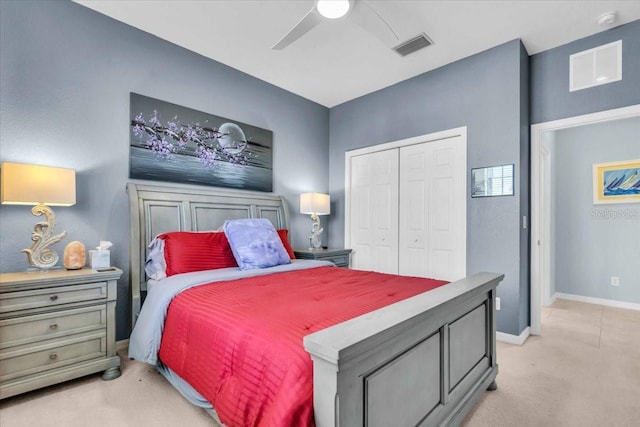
304 272 503 427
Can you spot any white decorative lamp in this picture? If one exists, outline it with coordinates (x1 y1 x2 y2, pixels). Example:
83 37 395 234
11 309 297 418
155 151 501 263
1 162 76 269
300 192 330 250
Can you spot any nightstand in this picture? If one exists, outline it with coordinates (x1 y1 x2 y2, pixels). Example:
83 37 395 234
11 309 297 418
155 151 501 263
293 248 352 268
0 267 122 399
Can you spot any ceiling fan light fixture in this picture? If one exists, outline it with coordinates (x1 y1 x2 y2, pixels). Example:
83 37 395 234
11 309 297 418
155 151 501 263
316 0 351 19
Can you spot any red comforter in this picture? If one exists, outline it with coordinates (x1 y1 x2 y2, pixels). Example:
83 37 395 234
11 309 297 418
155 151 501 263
158 266 448 427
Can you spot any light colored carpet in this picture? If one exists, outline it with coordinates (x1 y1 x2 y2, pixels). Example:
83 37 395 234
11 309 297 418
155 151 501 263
1 299 638 426
462 299 640 427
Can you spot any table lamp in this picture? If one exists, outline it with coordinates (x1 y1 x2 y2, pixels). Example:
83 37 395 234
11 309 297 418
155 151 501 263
300 192 330 249
1 162 76 269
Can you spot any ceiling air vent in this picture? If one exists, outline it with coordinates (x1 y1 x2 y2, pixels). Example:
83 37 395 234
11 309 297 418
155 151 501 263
393 33 433 57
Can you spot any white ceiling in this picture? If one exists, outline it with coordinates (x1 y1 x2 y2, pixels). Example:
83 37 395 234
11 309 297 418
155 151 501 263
75 0 640 108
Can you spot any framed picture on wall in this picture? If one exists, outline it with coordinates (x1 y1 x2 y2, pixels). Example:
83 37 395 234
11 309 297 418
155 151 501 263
471 164 514 197
129 93 273 192
592 159 640 204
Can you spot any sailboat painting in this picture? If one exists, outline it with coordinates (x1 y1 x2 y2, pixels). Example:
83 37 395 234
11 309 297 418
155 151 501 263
593 159 640 204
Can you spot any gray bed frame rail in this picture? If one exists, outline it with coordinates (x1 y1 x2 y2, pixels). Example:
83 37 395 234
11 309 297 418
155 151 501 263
127 182 503 427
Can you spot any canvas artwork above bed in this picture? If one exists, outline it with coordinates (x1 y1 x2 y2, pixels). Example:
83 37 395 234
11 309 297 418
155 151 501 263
129 93 273 192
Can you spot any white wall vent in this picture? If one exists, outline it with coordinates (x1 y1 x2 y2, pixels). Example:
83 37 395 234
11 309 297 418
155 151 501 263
569 40 621 92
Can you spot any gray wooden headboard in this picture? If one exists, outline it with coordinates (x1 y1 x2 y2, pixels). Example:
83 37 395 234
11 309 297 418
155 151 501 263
127 182 289 330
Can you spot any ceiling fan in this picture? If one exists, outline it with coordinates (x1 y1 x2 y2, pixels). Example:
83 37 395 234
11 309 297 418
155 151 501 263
272 0 399 50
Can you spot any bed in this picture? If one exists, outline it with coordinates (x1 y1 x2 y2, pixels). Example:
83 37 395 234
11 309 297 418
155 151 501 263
127 182 504 427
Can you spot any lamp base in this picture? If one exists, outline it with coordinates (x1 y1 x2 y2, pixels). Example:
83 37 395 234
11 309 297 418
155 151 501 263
23 203 67 269
309 236 322 250
308 213 323 250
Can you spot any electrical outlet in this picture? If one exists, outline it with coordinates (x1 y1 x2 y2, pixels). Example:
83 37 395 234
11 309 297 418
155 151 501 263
496 297 501 311
611 276 620 287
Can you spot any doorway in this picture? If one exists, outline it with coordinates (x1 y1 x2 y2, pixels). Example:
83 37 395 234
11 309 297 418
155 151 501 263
530 104 640 335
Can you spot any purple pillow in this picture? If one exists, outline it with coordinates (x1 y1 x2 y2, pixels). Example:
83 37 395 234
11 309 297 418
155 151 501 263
223 218 291 270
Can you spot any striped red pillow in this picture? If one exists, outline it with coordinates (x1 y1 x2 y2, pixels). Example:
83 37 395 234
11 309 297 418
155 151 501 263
159 231 237 277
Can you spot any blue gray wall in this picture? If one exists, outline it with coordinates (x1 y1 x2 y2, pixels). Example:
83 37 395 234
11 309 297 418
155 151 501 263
0 0 329 340
328 40 530 335
530 20 640 124
518 45 530 330
554 117 640 303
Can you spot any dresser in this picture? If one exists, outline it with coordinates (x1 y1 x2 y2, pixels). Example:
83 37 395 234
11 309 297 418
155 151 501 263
0 267 122 399
293 248 352 268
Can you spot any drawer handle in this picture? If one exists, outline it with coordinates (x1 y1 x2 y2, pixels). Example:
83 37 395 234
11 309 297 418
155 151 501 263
49 353 57 360
50 295 58 301
49 323 58 330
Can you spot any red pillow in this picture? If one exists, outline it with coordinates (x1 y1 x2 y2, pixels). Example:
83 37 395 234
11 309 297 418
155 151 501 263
159 231 237 277
277 229 296 259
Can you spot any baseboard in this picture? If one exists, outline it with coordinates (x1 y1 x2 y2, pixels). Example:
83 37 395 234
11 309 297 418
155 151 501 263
116 339 129 353
544 293 558 306
496 327 530 345
554 293 640 311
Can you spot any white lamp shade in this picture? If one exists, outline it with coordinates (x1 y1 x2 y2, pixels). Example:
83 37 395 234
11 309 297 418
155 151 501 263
300 192 330 215
1 162 76 206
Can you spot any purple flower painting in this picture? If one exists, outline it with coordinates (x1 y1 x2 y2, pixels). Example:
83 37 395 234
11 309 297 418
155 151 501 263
129 93 273 192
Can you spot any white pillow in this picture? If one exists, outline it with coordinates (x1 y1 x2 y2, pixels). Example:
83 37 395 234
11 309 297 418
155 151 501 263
144 237 167 280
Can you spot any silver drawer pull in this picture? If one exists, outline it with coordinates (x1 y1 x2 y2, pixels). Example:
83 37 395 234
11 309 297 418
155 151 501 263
49 323 58 330
49 353 57 360
50 295 58 301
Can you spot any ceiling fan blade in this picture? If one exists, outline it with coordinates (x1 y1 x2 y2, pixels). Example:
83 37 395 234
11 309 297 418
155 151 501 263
272 7 323 50
349 0 399 47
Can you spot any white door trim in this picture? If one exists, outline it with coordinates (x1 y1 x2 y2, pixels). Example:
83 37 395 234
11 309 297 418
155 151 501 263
345 126 467 273
530 104 640 335
345 126 467 159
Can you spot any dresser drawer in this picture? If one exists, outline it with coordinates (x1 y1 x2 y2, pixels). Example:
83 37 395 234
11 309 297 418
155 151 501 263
0 333 106 382
322 254 350 267
0 305 106 350
0 282 107 315
294 249 352 268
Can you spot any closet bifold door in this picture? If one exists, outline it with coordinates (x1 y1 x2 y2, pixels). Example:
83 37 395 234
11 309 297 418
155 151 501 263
399 137 466 281
399 143 430 278
349 149 399 274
